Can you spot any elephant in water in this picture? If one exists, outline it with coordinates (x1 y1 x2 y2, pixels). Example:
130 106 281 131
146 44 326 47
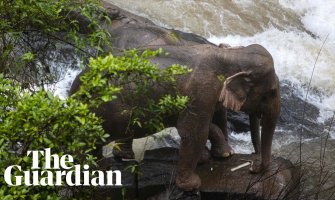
70 43 280 191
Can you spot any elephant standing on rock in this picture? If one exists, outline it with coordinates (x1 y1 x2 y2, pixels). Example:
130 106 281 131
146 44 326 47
70 43 280 191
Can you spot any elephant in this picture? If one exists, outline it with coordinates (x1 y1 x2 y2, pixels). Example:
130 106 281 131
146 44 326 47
109 23 213 51
71 15 236 159
69 43 280 191
108 23 237 158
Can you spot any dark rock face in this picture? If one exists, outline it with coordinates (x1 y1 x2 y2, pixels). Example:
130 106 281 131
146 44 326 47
95 148 299 200
197 155 299 200
227 111 250 133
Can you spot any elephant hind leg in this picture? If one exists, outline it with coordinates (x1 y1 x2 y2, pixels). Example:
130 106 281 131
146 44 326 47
112 137 135 160
209 123 234 158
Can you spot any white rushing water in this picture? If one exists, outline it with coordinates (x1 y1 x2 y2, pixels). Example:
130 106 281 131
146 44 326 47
48 68 81 99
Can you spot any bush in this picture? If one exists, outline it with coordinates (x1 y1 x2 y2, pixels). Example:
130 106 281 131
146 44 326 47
73 49 191 132
0 74 108 199
0 1 191 199
0 0 111 88
0 48 190 198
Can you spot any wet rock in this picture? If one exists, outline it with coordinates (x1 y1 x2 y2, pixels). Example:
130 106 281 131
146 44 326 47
95 157 138 200
145 148 299 200
197 155 299 200
95 148 299 200
101 0 155 29
227 111 250 133
279 81 323 137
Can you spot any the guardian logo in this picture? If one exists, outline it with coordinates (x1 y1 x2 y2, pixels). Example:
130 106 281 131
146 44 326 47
4 148 122 186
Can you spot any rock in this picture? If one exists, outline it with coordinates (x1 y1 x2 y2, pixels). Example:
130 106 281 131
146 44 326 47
95 148 299 200
103 128 181 160
95 157 139 200
279 81 323 137
103 128 214 161
227 111 250 133
101 0 155 29
197 155 299 200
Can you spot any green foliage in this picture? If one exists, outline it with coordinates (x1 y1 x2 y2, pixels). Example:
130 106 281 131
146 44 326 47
0 0 111 88
74 49 191 132
0 1 192 199
0 75 108 199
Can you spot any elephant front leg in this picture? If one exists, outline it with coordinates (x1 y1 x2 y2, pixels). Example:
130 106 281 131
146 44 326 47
209 123 234 158
250 113 277 173
176 111 210 191
249 113 260 154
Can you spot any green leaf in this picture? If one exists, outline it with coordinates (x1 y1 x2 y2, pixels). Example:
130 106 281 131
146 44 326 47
21 52 35 61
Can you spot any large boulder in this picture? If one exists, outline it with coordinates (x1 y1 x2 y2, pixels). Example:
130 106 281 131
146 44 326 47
96 147 299 200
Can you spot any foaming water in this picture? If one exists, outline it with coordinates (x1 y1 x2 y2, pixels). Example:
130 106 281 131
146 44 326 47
229 132 252 153
51 68 81 99
110 0 305 36
279 0 335 43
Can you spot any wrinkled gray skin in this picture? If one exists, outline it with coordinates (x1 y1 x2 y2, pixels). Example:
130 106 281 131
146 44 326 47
70 43 280 191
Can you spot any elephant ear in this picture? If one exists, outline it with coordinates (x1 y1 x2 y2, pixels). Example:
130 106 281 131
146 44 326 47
219 72 252 112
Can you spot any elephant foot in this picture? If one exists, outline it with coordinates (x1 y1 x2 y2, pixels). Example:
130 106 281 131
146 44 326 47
169 187 200 200
176 173 201 192
198 147 211 164
210 144 234 158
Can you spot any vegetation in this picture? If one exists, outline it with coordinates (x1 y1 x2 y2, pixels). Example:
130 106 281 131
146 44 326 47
0 0 189 199
0 74 107 199
73 49 191 132
0 0 111 89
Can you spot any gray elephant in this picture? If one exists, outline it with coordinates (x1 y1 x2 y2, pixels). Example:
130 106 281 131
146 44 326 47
109 22 269 158
70 43 280 191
